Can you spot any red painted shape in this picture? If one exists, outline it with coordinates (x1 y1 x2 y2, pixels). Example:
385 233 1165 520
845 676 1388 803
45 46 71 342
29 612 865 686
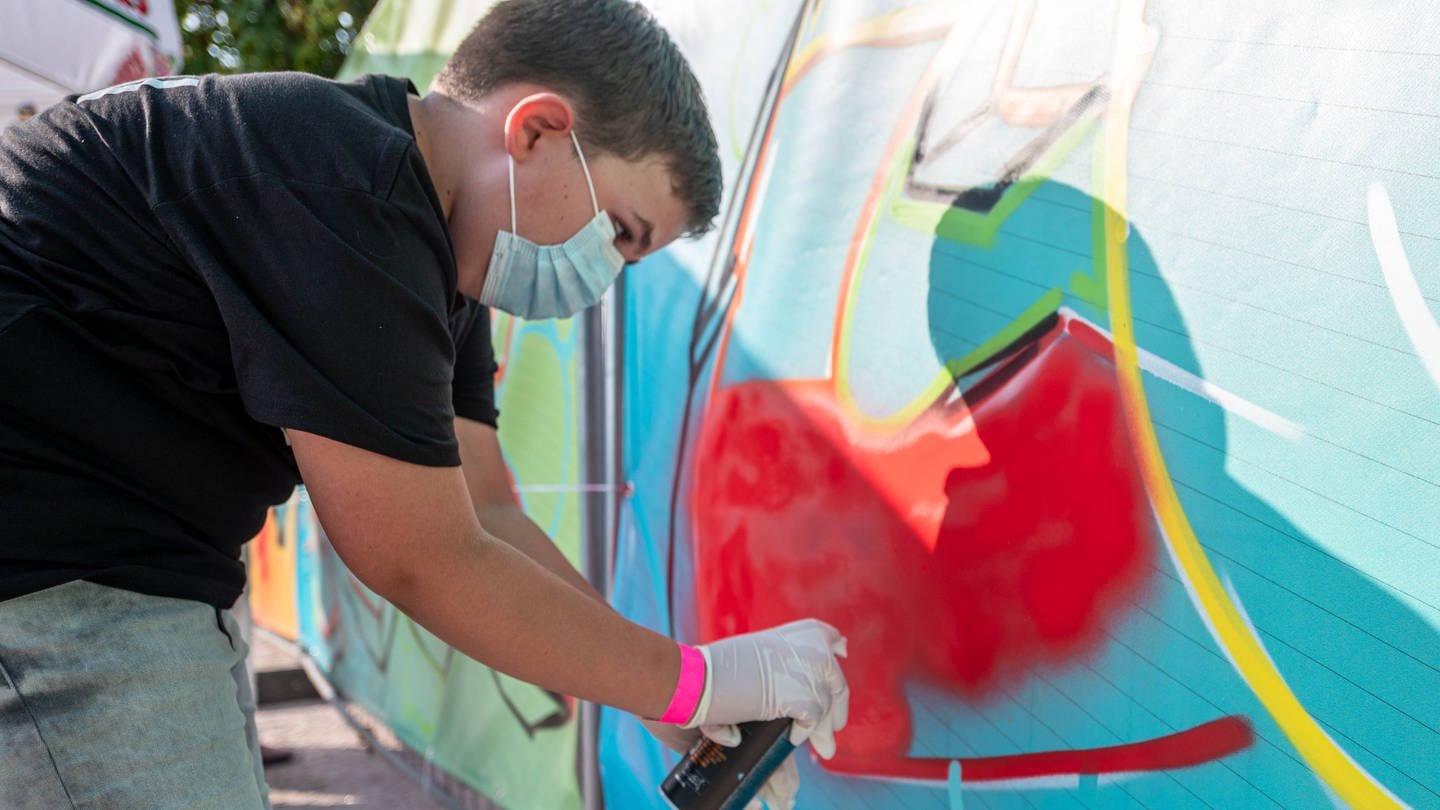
689 313 1210 774
824 716 1255 783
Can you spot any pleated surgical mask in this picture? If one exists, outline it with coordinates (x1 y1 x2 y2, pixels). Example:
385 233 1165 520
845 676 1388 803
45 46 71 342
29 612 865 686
478 130 625 320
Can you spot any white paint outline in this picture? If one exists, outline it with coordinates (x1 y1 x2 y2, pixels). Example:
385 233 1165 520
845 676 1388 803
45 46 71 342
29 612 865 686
1136 342 1308 441
512 483 623 493
1369 183 1440 394
1083 310 1308 440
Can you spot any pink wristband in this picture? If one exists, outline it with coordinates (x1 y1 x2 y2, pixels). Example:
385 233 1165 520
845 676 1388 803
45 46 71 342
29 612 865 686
659 643 706 724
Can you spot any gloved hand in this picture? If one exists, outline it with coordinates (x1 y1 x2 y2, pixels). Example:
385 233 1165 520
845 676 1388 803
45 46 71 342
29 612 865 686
685 618 850 758
640 719 800 810
640 716 703 756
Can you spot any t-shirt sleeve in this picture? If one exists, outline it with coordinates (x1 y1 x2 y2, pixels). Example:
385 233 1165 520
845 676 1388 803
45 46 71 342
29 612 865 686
449 297 499 427
158 171 462 467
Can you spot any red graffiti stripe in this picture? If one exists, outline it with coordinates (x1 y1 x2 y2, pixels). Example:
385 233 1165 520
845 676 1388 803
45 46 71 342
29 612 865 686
823 715 1254 783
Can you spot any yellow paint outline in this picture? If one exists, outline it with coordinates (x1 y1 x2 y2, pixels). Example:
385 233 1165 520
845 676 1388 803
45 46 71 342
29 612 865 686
1100 2 1403 806
785 0 959 87
832 138 956 431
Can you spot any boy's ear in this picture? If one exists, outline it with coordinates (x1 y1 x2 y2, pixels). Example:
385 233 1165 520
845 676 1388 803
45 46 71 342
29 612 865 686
503 93 576 161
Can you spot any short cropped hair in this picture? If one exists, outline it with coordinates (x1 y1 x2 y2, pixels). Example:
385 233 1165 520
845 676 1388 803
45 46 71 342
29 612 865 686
434 0 721 236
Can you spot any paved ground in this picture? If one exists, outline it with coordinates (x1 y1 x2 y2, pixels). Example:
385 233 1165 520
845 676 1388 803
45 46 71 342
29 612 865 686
257 699 447 809
251 633 448 810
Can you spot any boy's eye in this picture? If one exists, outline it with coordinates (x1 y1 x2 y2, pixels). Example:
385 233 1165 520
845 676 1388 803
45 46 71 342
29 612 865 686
612 218 629 240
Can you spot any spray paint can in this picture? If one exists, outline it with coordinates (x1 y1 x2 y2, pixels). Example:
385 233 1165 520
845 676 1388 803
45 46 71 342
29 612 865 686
659 718 796 810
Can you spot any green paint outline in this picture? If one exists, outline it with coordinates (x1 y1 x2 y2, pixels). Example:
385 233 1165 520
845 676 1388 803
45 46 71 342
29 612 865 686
728 8 763 162
944 289 1065 379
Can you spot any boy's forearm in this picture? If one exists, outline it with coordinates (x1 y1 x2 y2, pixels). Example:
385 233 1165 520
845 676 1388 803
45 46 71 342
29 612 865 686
382 523 677 719
478 503 681 741
474 501 609 607
289 428 679 720
454 417 611 608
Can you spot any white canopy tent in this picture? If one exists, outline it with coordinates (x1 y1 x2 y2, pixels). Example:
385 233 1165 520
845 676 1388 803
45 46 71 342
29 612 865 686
1 0 182 125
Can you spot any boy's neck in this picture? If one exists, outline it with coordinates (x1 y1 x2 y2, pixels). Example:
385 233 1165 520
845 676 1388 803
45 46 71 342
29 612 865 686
407 90 507 297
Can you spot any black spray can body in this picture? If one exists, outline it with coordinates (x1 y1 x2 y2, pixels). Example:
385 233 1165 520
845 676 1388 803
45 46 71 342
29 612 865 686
659 718 796 810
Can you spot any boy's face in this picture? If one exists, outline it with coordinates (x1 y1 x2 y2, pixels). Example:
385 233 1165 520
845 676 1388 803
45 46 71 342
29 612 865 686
586 152 691 266
448 131 691 300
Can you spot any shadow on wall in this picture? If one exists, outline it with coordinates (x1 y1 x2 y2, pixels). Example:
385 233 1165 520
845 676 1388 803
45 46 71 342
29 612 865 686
685 183 1440 804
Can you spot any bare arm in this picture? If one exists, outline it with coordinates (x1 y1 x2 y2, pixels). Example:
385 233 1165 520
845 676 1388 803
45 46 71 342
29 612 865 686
453 418 704 753
287 428 677 718
455 417 607 605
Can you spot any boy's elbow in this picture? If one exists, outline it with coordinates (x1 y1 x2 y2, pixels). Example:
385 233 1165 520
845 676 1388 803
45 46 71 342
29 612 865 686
339 526 496 618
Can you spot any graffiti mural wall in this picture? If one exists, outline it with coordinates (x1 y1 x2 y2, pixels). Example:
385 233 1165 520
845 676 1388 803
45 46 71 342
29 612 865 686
605 1 1440 808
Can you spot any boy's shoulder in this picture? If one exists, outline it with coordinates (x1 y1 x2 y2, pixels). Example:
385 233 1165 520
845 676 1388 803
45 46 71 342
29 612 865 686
67 71 400 131
203 71 408 127
83 71 419 204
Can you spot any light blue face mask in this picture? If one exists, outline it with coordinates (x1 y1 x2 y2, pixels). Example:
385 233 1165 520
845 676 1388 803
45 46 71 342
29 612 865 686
478 131 626 320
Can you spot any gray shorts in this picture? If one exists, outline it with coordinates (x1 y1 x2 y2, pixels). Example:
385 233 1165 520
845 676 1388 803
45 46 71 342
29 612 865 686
0 580 270 809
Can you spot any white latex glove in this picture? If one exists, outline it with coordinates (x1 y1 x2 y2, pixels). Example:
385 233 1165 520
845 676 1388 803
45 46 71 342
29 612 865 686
686 618 850 758
641 720 798 809
640 716 703 755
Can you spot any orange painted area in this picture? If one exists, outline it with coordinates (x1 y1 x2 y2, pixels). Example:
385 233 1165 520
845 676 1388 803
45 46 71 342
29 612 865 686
248 507 299 640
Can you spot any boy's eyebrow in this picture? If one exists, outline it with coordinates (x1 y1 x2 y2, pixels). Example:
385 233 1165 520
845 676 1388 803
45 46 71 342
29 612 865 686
633 211 654 253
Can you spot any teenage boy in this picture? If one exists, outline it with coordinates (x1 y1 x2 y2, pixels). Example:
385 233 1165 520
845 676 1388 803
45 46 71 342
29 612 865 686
0 1 847 807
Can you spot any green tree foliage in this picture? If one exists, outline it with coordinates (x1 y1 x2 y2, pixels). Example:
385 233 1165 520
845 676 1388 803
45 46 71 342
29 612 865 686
177 0 379 77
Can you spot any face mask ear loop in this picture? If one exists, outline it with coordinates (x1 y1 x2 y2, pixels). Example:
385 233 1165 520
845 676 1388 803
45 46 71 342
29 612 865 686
507 152 518 233
503 107 521 234
571 131 600 215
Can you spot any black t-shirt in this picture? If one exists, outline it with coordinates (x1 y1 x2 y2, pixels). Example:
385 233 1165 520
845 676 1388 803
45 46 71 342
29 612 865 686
0 73 498 609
